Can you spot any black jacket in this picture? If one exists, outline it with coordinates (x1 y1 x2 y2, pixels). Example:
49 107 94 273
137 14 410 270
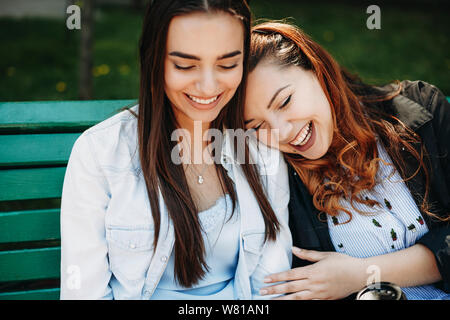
288 80 450 295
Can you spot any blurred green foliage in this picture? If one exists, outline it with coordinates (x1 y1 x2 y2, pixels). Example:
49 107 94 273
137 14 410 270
0 0 448 101
251 1 449 93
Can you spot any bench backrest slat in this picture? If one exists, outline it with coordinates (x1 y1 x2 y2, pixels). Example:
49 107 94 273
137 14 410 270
0 247 61 282
0 288 60 300
0 100 136 133
0 167 67 201
0 133 80 167
0 209 60 243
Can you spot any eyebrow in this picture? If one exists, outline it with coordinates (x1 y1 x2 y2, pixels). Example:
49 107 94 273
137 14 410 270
168 50 242 61
244 84 291 125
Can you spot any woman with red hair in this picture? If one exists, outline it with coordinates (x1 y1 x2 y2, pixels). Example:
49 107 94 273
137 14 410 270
244 22 449 300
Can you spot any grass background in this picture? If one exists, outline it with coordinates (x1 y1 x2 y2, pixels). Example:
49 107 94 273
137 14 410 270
0 0 448 102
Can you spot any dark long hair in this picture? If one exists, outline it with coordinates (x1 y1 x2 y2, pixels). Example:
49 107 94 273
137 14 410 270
249 22 444 223
126 0 280 287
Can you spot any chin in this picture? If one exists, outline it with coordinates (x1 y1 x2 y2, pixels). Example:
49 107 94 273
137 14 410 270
190 109 223 124
305 145 329 159
285 146 326 160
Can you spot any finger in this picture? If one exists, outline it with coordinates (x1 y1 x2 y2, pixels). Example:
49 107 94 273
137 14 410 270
273 290 314 300
292 247 328 262
264 267 309 283
260 279 309 296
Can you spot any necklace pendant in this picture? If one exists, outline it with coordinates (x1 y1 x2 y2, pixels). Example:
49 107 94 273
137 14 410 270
198 175 204 184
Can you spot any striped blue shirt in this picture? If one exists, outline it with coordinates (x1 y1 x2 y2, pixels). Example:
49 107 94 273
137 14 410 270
327 140 449 300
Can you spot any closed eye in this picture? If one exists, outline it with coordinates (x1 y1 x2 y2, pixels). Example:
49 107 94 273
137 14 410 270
219 64 238 70
253 122 264 131
174 64 194 70
279 94 292 110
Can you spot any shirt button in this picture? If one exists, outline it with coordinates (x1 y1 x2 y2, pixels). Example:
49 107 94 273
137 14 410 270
161 256 168 262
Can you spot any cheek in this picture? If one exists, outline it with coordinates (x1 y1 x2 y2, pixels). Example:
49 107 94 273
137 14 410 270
165 70 189 94
322 105 334 143
314 93 333 139
223 66 243 91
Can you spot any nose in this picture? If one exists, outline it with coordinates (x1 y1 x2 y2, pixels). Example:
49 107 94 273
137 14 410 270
196 68 219 96
267 116 292 144
259 114 292 148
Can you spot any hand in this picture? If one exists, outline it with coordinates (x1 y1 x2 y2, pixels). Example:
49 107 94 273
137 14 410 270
260 247 366 300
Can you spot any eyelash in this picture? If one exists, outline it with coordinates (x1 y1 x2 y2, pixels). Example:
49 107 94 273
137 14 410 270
252 95 292 131
174 65 194 70
254 123 263 131
280 94 292 110
220 64 238 70
174 64 238 70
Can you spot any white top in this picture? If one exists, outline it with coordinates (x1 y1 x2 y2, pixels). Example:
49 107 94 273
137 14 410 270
151 194 240 299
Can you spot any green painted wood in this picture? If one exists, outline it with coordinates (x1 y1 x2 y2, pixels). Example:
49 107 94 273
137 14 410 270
0 167 66 201
0 288 60 300
0 99 136 132
0 97 447 129
0 247 61 281
0 133 80 167
0 209 60 243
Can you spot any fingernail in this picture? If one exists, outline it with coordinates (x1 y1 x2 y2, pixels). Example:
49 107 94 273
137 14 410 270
260 289 268 295
264 277 271 283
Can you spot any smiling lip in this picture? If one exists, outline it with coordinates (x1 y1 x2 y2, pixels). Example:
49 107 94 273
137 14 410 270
289 121 316 153
184 92 223 110
289 121 312 146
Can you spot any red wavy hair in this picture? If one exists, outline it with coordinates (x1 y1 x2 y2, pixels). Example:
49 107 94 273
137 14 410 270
249 21 445 223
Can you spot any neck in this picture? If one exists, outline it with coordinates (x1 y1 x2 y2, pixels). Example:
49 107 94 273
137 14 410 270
178 120 214 165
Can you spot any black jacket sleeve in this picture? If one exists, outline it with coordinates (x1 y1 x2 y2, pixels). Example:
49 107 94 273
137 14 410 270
402 80 450 292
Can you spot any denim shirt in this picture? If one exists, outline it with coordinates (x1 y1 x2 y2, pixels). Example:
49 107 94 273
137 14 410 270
60 105 292 300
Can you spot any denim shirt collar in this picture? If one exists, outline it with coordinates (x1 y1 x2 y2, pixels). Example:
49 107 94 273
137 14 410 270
129 104 236 172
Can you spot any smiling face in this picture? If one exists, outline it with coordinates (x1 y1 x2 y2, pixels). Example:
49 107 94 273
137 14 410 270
164 11 244 130
244 61 334 160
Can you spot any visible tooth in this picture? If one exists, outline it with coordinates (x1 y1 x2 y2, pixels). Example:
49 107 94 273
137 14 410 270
290 122 312 146
299 128 312 145
189 94 218 104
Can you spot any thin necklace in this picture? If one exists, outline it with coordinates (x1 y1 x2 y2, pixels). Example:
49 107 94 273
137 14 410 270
188 163 209 184
184 141 214 184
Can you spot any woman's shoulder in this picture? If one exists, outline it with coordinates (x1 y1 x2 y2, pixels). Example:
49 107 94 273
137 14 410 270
399 80 448 111
378 80 449 132
71 104 140 171
83 104 138 137
399 80 450 134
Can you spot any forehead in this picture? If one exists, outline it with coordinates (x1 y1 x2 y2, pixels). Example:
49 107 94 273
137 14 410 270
166 11 244 56
247 61 285 89
245 62 289 105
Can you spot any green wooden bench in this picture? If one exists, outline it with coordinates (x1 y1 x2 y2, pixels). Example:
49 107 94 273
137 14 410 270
0 97 449 300
0 99 136 300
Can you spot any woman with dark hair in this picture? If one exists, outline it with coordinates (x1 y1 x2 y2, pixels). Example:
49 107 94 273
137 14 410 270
60 1 291 300
244 22 449 300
